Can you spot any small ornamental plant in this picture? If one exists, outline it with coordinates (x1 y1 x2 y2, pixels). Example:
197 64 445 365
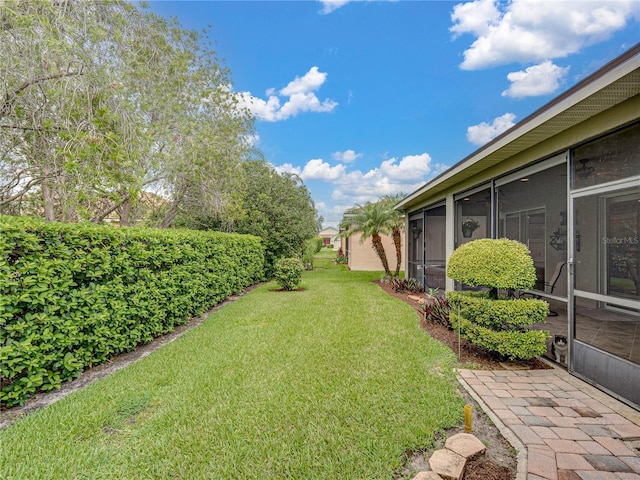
461 219 480 238
446 238 550 360
274 257 304 291
461 219 480 231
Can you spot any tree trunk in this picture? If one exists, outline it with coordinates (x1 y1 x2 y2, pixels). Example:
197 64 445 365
118 197 131 227
159 200 180 228
392 227 402 278
41 181 56 222
371 233 391 276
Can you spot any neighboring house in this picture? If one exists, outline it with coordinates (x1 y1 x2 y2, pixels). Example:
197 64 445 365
396 44 640 409
319 227 340 248
338 219 405 274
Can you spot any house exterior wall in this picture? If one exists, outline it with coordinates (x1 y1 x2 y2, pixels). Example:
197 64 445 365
399 47 640 409
402 108 640 408
405 98 640 292
346 231 405 273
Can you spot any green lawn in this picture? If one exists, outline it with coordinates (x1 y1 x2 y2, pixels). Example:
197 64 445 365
0 251 464 479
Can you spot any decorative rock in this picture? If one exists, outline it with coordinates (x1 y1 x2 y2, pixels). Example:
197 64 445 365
408 295 425 304
445 433 487 460
411 472 443 480
428 448 466 480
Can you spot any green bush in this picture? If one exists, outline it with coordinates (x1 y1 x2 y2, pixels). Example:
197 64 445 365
0 215 265 407
448 310 549 360
447 238 536 298
446 239 549 360
446 291 548 330
302 238 318 270
273 257 304 291
335 254 348 265
422 292 451 328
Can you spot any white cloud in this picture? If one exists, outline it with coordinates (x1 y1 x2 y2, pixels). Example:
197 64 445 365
379 153 434 181
451 0 637 70
243 133 260 147
275 153 449 228
236 92 281 122
332 149 362 163
280 66 327 96
274 163 302 176
319 0 351 14
278 92 337 119
279 153 445 206
450 0 500 38
235 66 337 122
300 159 347 181
467 113 516 146
318 0 400 15
502 61 570 98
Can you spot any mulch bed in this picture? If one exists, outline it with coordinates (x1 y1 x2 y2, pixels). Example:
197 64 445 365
374 280 550 370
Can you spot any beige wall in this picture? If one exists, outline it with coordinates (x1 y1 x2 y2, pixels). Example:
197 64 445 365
347 231 405 273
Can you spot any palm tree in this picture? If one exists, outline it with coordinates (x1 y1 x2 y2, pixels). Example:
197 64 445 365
381 194 405 278
340 200 396 277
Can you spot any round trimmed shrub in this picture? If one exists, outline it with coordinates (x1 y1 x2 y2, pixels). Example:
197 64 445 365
446 238 549 361
274 257 304 291
447 238 536 292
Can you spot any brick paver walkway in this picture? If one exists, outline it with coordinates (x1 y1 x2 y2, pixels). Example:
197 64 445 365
457 365 640 480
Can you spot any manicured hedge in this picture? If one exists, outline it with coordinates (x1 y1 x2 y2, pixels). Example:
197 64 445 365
447 238 536 295
0 216 264 407
447 291 549 360
446 239 549 361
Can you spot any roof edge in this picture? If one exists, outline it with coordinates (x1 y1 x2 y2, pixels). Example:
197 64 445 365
396 42 640 211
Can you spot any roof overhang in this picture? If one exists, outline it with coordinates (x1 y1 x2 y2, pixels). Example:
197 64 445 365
396 43 640 212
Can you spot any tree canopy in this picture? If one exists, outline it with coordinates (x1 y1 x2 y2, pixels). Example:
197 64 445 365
233 160 320 275
1 1 321 265
1 1 253 227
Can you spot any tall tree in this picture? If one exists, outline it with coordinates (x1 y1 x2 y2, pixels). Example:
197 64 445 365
234 159 319 275
0 1 254 225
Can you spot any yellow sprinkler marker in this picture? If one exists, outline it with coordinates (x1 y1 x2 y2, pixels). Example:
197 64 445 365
464 404 472 433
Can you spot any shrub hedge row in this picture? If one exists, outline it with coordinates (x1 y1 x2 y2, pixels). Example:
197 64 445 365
0 216 265 407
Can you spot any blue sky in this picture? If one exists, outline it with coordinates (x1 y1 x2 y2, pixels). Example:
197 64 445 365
147 1 640 228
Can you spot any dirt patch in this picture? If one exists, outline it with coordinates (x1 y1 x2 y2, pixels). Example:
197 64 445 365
375 280 551 479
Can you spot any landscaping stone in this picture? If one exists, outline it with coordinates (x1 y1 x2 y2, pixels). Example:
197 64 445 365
411 472 443 480
444 433 486 460
408 294 425 304
428 448 466 480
